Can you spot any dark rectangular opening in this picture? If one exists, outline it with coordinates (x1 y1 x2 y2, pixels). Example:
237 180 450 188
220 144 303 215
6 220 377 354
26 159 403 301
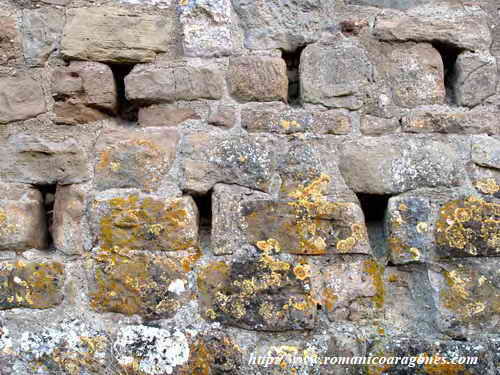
432 41 464 105
109 64 139 123
192 191 212 248
282 46 306 106
37 184 57 250
356 193 390 259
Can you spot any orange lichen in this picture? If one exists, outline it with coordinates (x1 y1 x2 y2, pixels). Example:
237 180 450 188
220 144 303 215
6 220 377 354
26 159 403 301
363 259 385 309
475 178 499 195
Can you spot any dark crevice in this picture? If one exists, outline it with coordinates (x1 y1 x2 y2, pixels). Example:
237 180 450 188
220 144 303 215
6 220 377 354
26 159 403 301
192 191 212 247
108 64 139 122
36 184 57 250
432 41 464 105
356 193 391 259
282 46 306 106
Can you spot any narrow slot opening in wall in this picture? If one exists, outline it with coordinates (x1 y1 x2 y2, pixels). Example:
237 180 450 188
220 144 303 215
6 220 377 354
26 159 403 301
432 42 464 105
192 191 212 247
37 184 57 250
356 193 391 258
282 46 306 105
109 64 139 123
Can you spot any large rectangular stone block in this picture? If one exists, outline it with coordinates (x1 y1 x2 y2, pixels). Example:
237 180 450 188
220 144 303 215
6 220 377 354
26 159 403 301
0 75 46 124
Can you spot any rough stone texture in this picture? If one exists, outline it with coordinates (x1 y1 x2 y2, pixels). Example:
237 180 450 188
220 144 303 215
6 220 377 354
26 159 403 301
22 8 64 67
126 63 224 103
0 75 46 124
0 1 499 372
0 183 47 251
61 7 176 63
339 136 464 194
228 56 288 102
0 260 64 309
52 61 117 124
94 127 179 192
300 38 373 110
91 192 199 252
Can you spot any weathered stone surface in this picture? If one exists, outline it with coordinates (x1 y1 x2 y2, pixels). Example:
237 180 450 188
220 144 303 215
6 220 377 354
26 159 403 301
92 193 199 251
300 39 373 109
310 255 384 322
429 259 499 336
208 103 237 128
52 61 117 124
179 127 281 194
114 325 190 374
22 8 64 66
228 56 288 102
472 136 500 170
0 260 64 309
232 0 335 51
453 51 497 107
0 15 22 65
368 336 493 374
435 196 499 257
360 114 399 136
138 103 203 127
339 136 463 194
347 0 433 9
373 5 492 51
0 320 111 374
402 109 499 134
387 194 435 264
0 133 90 185
94 127 179 192
52 183 90 255
89 248 189 319
382 42 445 108
242 103 352 135
179 0 233 57
198 253 316 330
125 64 223 103
0 183 47 251
61 7 175 63
0 75 46 124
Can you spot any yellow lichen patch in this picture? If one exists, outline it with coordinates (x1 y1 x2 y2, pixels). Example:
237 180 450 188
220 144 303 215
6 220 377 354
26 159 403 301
90 247 187 319
98 195 198 251
416 222 428 233
422 354 466 375
322 287 338 312
256 238 281 253
0 261 64 310
475 178 499 195
293 264 310 280
363 259 385 309
280 119 302 130
436 197 499 256
51 335 108 375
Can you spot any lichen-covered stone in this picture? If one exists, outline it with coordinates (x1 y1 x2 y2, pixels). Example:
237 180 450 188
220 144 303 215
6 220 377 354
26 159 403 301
429 259 499 336
228 56 288 102
311 256 385 322
387 195 434 264
94 127 179 192
0 183 47 251
61 7 176 63
472 136 500 170
179 126 282 194
339 136 463 194
125 63 223 104
198 252 315 331
435 196 499 257
89 248 189 319
242 103 353 135
113 325 190 374
300 38 373 110
0 75 46 124
0 260 64 309
93 193 198 252
402 109 499 134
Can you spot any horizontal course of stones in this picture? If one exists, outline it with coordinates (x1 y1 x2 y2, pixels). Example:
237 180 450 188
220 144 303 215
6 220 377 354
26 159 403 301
0 0 499 374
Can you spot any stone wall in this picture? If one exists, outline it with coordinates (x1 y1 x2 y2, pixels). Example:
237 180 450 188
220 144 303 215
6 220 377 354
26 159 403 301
0 0 499 374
